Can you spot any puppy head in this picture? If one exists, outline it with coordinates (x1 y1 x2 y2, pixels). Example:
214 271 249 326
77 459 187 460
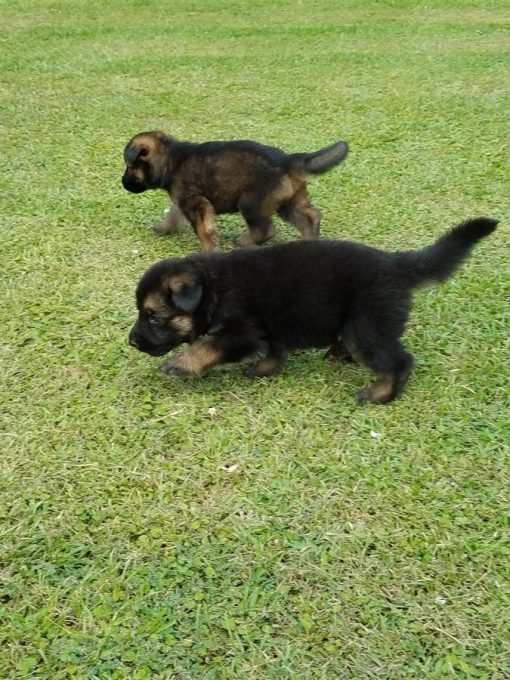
129 260 204 356
121 131 171 193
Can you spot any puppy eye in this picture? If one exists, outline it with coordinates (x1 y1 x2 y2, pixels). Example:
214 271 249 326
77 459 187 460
149 314 164 326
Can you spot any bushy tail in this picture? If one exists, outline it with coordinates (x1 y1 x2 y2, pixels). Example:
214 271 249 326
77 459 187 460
286 140 349 177
396 218 498 288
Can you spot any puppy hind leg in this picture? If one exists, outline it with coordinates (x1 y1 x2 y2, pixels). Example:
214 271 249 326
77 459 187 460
342 319 414 404
356 354 414 404
236 194 276 247
355 345 414 405
279 188 321 240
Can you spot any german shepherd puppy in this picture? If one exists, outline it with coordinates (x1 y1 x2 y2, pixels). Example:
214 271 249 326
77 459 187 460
128 218 497 404
121 131 349 251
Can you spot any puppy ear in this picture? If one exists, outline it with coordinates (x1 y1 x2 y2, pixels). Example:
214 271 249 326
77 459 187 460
167 274 203 313
172 284 203 312
125 144 149 165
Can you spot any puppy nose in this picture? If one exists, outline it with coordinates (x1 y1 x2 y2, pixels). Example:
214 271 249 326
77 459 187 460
129 335 139 349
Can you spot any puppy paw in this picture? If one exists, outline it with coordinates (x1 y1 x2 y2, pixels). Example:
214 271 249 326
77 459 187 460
243 363 263 378
153 207 188 236
235 231 257 248
243 358 284 378
235 226 276 247
152 217 181 236
159 359 191 378
324 346 354 363
356 388 371 404
152 220 174 236
356 388 388 405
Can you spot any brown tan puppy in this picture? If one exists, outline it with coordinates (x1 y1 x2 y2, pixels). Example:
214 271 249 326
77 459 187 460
122 131 349 251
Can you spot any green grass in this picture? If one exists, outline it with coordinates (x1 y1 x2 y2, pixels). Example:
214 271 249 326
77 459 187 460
1 0 509 677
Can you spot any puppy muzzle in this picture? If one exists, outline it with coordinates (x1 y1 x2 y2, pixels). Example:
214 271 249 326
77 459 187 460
122 174 146 193
128 326 179 357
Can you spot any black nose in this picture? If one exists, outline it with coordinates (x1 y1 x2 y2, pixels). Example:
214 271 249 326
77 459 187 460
129 334 139 349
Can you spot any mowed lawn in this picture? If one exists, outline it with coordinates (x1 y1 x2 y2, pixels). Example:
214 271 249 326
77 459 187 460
1 0 509 677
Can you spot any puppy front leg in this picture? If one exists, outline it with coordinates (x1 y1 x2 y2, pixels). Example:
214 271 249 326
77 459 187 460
160 331 260 378
153 204 189 236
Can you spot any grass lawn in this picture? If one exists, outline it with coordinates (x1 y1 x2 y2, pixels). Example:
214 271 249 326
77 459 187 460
1 0 509 677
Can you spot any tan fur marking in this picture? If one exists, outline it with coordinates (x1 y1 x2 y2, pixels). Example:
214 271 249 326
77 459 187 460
131 134 158 157
167 273 196 293
128 133 167 183
194 202 219 252
143 292 167 315
169 340 222 375
367 373 394 404
171 315 194 336
250 355 285 377
289 186 321 239
267 177 295 210
289 175 307 193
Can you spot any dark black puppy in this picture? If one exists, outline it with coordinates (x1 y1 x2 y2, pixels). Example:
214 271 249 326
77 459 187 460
122 131 349 251
128 218 497 404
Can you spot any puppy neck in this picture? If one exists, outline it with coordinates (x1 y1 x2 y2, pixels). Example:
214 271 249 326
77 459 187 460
161 137 194 190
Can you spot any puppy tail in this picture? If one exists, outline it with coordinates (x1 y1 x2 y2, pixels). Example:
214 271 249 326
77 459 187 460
396 217 498 289
286 140 349 177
